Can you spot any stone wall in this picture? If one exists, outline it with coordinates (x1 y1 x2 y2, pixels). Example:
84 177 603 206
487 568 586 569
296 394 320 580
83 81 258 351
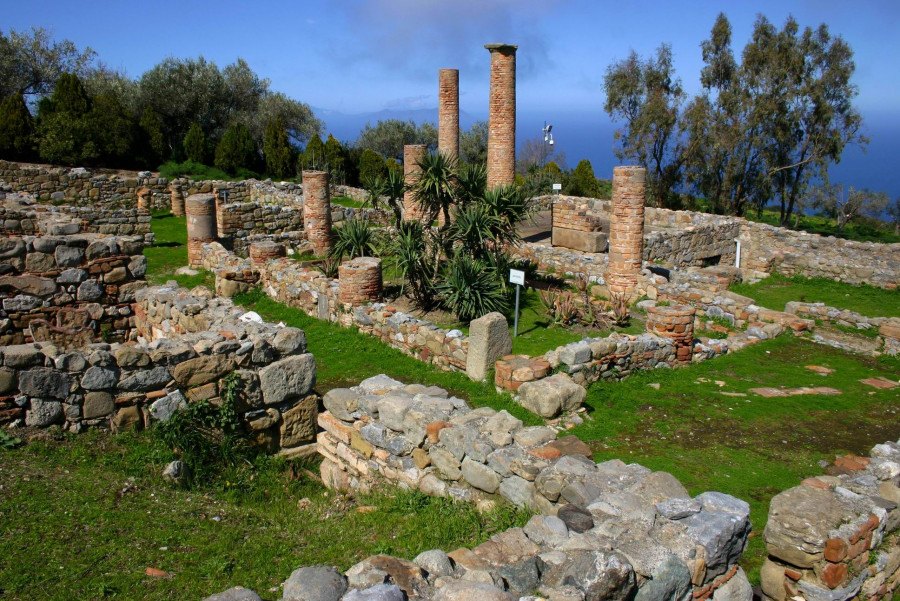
762 440 900 601
291 372 755 601
0 160 169 209
201 243 471 372
0 284 318 453
0 231 147 347
1 192 153 240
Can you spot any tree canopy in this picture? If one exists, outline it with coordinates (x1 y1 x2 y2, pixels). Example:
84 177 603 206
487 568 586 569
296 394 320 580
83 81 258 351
355 119 437 162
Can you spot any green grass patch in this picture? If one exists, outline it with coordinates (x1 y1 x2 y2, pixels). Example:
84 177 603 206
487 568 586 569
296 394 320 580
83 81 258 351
731 273 900 318
0 430 528 600
574 335 900 584
144 214 214 289
332 196 365 209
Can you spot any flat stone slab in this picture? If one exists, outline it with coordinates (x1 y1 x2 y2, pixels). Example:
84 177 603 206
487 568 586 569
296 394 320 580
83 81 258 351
805 365 835 375
748 387 842 398
860 377 898 390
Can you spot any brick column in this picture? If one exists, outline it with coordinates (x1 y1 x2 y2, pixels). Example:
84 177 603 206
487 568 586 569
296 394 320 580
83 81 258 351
136 187 151 211
249 241 285 268
438 69 460 161
646 305 696 364
339 257 382 305
607 166 647 295
485 43 517 190
403 144 428 222
185 193 217 268
302 170 333 255
169 184 185 217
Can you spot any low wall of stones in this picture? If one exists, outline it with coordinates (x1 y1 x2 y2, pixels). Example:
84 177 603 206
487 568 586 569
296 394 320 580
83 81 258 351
1 192 153 240
0 231 147 347
739 221 899 289
0 160 170 209
201 242 470 371
0 285 318 452
785 302 900 356
281 372 755 601
762 440 900 601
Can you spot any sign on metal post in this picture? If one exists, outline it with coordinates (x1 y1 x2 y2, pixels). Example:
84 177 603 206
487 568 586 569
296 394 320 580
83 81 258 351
552 183 562 193
509 269 525 337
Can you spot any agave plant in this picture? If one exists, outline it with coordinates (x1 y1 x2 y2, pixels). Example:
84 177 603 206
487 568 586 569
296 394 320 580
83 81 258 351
436 252 508 322
329 218 377 263
609 291 630 327
539 289 580 326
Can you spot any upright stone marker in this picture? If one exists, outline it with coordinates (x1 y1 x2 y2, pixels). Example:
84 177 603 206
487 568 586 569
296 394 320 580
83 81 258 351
466 311 512 382
185 193 217 268
302 170 333 255
403 144 428 222
485 43 517 190
438 68 460 161
608 166 647 296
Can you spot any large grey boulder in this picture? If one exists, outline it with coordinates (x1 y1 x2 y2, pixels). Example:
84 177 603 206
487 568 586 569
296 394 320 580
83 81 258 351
26 399 63 427
466 312 511 382
517 372 586 418
259 353 316 406
433 581 516 601
80 366 119 390
343 584 405 601
282 566 347 601
323 388 359 422
633 554 692 601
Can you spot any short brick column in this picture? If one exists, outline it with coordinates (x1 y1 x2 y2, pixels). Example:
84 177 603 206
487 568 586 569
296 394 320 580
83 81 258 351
338 257 382 305
485 43 517 190
249 241 285 268
169 185 185 217
185 193 217 268
646 305 696 364
438 68 460 161
302 170 333 255
136 187 152 211
403 144 428 222
607 166 647 296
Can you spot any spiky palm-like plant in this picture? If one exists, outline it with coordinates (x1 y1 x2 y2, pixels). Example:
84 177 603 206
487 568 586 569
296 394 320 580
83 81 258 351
412 152 457 227
329 218 377 263
436 252 508 322
365 168 405 229
455 161 487 207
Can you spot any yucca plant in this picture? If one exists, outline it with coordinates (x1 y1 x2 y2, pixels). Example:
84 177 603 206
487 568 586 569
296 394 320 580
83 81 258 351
447 203 501 261
455 162 487 206
412 152 458 227
364 168 405 228
436 252 508 322
329 218 377 263
392 220 439 310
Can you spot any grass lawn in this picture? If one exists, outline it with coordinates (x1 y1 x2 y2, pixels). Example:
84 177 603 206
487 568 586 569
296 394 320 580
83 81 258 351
143 213 215 289
747 208 900 244
575 335 900 583
4 212 896 598
0 431 528 600
731 273 900 318
332 196 366 209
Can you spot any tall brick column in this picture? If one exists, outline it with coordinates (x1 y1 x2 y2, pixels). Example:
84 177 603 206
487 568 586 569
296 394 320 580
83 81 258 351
438 69 460 161
485 43 517 190
607 166 647 296
302 170 333 255
185 193 217 268
169 184 185 217
403 144 428 222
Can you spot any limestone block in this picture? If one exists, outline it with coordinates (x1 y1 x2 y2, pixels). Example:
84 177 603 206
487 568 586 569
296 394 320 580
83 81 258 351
280 395 319 448
517 373 586 418
258 354 316 405
553 227 609 253
466 312 511 382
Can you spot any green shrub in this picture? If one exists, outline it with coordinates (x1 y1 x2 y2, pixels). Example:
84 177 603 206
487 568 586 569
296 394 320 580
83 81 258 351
0 91 34 161
158 160 230 181
358 148 387 185
183 123 207 163
437 252 508 322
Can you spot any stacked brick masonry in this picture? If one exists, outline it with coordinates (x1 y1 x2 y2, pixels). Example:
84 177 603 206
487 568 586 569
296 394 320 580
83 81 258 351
551 199 603 232
338 257 382 305
762 440 900 601
403 144 427 222
302 170 333 255
607 166 647 295
646 305 697 364
185 194 217 268
485 44 517 190
438 68 460 160
1 195 153 240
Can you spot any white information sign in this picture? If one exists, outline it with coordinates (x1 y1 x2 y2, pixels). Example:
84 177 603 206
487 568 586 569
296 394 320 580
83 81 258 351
509 269 525 286
552 183 562 190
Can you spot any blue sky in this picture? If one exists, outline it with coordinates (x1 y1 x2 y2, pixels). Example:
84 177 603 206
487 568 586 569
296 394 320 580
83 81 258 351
6 0 900 194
